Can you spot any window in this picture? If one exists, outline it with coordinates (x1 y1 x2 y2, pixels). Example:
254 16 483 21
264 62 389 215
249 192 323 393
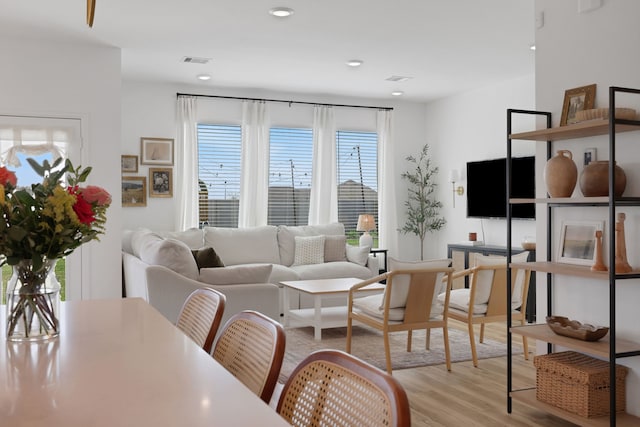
336 131 378 242
268 127 313 226
197 124 241 227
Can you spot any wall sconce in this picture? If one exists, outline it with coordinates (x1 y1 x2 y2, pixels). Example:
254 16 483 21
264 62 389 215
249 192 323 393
449 169 465 208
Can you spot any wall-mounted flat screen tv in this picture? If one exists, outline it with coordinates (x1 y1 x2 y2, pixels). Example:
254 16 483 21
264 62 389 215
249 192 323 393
466 156 535 219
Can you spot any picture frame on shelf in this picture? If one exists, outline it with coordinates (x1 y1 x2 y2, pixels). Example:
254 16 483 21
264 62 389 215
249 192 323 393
557 220 603 266
149 168 172 198
583 148 596 166
560 84 596 126
140 137 174 165
121 155 138 173
122 176 147 207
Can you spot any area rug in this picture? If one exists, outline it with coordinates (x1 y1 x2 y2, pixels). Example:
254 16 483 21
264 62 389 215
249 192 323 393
279 325 521 381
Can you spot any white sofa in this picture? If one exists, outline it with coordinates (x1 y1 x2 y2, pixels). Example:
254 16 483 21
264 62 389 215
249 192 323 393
122 223 378 327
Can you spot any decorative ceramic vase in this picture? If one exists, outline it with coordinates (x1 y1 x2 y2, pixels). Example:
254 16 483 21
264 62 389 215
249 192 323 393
579 160 626 197
543 150 577 198
5 259 61 342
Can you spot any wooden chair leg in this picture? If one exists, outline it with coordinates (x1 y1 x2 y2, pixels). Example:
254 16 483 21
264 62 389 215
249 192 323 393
425 328 431 350
442 326 452 372
407 330 413 352
479 323 485 343
346 315 353 353
468 323 478 368
383 330 393 375
522 335 529 360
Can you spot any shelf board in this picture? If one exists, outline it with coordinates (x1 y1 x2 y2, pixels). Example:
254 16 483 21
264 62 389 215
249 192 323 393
511 389 640 426
510 118 640 141
510 324 640 358
511 261 640 279
510 197 640 205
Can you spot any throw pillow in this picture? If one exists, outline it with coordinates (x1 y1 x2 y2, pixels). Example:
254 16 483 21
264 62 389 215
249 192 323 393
191 247 225 270
385 257 452 309
293 235 325 266
137 237 200 281
345 244 369 266
324 235 347 262
199 264 273 286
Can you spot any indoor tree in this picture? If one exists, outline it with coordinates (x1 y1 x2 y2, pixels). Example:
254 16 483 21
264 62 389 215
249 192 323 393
399 143 446 260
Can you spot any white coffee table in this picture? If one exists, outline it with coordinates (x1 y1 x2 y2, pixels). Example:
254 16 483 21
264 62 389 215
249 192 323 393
280 277 385 340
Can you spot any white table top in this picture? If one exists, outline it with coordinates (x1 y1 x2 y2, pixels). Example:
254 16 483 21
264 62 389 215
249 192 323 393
279 277 385 295
0 298 289 427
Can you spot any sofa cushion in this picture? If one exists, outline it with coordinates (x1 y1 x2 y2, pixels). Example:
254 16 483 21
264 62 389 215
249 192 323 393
158 228 204 249
137 235 200 281
266 264 302 283
199 264 273 286
203 226 280 266
345 244 369 266
277 223 345 267
191 247 225 270
291 261 372 281
293 235 325 266
130 229 156 258
324 235 347 262
385 258 451 309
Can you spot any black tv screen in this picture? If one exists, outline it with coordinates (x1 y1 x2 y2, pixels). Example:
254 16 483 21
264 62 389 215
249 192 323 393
466 156 535 219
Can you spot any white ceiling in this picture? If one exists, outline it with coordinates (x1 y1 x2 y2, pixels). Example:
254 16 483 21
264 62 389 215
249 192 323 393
0 0 535 102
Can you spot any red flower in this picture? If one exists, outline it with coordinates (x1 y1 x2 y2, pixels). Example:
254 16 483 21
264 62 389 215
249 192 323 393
0 167 17 187
68 186 96 224
81 185 112 206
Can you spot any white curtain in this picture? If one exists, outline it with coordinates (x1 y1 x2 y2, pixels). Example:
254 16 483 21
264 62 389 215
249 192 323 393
377 110 399 256
308 106 337 225
176 96 199 231
239 100 270 227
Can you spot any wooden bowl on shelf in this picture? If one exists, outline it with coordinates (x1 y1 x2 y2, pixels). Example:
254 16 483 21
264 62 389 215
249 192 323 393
546 316 609 341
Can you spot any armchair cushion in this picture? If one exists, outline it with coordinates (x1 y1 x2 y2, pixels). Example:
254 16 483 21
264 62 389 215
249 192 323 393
445 289 487 314
385 258 451 309
293 235 325 266
352 294 406 322
199 264 273 286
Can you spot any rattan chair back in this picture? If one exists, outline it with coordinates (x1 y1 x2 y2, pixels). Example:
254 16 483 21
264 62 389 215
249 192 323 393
176 287 226 354
212 310 286 403
277 349 411 427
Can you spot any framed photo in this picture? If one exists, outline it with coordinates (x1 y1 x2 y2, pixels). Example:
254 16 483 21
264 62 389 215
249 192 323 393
560 84 596 126
149 168 173 198
140 137 174 165
122 176 147 207
557 220 603 265
121 155 138 173
584 148 597 166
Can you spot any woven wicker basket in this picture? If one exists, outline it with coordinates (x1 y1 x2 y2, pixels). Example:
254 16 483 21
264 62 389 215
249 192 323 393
533 351 628 418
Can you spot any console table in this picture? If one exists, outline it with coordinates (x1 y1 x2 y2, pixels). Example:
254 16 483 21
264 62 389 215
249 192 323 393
447 243 536 323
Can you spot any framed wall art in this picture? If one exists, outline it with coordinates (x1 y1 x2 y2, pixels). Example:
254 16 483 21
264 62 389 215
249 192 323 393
140 137 174 165
122 176 147 207
560 84 596 126
557 220 603 265
121 155 138 173
149 168 173 198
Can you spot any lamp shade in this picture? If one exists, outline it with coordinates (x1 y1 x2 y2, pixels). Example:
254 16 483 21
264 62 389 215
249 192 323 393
356 214 375 232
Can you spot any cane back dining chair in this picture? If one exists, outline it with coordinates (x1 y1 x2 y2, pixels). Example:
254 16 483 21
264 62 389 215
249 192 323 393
212 310 286 403
175 287 226 354
439 251 531 367
347 258 454 374
277 349 411 427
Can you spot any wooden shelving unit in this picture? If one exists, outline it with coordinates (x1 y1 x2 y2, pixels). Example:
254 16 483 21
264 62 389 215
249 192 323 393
506 88 640 426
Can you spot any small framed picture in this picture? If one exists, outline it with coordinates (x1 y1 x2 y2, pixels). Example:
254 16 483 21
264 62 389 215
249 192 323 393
121 155 138 173
557 220 604 265
121 176 147 207
584 148 597 166
149 168 173 198
140 137 174 165
560 84 596 126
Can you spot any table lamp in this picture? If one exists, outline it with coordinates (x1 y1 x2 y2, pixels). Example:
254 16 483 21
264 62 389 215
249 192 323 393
356 214 375 248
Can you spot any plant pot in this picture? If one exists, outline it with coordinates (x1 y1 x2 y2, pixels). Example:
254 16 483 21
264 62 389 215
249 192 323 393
579 161 626 197
544 150 577 198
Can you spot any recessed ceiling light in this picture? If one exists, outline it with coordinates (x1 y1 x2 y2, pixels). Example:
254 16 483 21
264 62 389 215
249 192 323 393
197 74 211 81
346 59 363 67
529 44 536 51
269 7 294 17
391 91 404 96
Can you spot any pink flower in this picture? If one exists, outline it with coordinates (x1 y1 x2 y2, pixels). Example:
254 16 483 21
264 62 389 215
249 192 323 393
0 167 17 187
81 185 112 206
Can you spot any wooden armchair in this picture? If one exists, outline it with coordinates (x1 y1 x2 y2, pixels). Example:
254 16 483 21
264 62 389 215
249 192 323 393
175 287 226 353
347 258 454 374
439 251 531 367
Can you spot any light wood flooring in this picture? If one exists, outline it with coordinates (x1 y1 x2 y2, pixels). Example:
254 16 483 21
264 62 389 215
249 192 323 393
392 320 577 426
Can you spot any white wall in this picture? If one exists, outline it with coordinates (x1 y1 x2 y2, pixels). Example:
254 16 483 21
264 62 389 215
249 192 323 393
425 74 536 258
0 38 122 299
535 0 640 415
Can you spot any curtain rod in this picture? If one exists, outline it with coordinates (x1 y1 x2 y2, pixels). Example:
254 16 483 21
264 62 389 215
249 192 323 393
176 92 393 111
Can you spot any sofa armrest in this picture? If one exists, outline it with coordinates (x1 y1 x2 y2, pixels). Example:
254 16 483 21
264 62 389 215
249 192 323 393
366 254 379 276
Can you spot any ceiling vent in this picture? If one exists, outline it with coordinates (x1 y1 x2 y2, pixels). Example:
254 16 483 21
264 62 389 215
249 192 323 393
385 75 413 82
182 56 211 64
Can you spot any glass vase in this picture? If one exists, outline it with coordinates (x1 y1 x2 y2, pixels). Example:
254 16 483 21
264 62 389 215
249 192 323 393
5 259 61 342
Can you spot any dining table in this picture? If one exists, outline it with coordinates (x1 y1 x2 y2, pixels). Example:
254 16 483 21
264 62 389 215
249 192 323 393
0 297 290 427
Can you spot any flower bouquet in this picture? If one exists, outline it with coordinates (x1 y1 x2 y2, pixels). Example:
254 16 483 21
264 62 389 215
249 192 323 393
0 158 111 341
